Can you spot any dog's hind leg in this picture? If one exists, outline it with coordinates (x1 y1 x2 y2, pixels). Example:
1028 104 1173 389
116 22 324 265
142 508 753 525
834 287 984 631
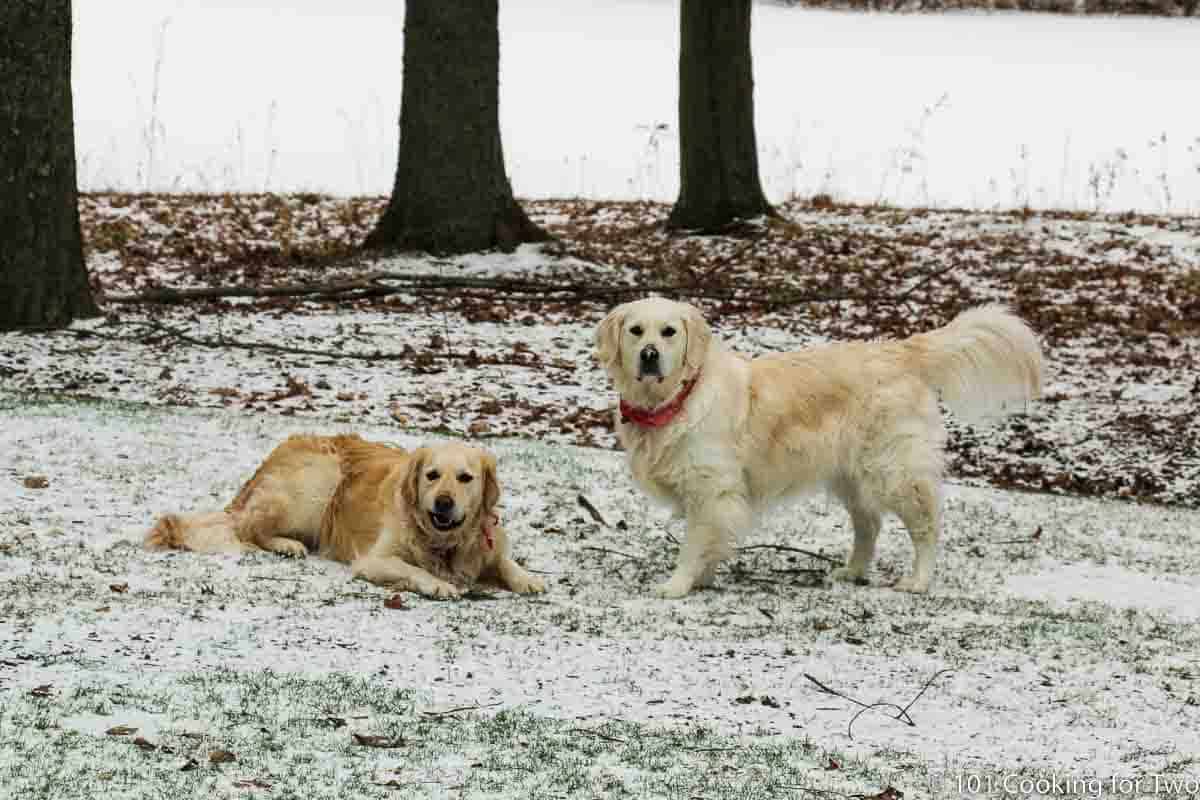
235 488 308 558
656 490 749 599
830 501 882 586
890 476 941 594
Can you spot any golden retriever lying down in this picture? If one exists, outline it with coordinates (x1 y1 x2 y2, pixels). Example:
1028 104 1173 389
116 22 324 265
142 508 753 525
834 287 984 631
145 435 545 600
596 298 1044 598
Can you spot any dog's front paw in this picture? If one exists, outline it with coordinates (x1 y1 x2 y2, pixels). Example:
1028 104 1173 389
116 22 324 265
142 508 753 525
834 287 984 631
893 575 930 594
830 566 869 586
421 580 464 600
268 538 308 558
654 575 694 599
511 574 546 595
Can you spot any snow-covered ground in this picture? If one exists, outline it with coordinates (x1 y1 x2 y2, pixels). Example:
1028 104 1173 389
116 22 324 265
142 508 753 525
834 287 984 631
2 401 1199 798
6 2 1197 794
72 1 1200 212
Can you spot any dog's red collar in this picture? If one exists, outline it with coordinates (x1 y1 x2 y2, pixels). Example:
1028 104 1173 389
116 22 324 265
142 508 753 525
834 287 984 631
482 513 498 551
619 373 701 429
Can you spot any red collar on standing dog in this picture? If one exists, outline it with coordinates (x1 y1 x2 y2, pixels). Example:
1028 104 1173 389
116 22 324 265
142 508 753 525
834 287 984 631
619 373 701 429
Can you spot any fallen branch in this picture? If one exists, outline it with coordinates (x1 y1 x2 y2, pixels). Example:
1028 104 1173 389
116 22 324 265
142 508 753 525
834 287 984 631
803 669 953 741
67 321 570 371
100 270 881 311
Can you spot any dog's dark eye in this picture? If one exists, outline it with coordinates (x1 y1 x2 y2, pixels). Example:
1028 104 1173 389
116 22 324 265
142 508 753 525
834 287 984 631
662 326 676 338
457 473 474 484
629 325 643 336
425 470 440 481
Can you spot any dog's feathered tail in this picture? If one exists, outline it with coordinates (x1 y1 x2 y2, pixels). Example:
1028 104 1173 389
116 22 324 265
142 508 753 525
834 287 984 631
144 511 248 554
906 304 1044 422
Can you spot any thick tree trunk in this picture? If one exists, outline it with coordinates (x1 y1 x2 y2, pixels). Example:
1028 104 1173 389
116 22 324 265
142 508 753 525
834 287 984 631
0 0 99 330
365 0 548 255
668 0 774 232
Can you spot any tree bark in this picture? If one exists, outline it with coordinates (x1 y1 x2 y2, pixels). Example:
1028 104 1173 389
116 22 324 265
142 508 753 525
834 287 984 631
365 0 548 255
668 0 774 232
0 0 99 330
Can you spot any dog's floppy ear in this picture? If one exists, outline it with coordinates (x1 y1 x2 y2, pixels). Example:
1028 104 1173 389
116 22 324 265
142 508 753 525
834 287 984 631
682 303 712 373
594 304 627 374
401 447 429 510
480 450 501 514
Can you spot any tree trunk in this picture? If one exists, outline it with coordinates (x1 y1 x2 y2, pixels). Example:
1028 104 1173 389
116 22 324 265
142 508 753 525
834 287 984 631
668 0 774 232
0 0 99 330
365 0 548 255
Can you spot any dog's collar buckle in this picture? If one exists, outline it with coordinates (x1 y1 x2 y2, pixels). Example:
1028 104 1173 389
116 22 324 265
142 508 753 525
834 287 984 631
619 372 701 429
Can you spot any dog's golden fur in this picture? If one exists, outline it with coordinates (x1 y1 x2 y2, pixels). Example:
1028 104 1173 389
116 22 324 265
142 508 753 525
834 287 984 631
145 435 545 599
596 298 1044 598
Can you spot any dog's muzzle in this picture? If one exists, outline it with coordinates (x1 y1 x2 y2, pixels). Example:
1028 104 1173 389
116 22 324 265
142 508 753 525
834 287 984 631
638 345 661 379
429 495 462 531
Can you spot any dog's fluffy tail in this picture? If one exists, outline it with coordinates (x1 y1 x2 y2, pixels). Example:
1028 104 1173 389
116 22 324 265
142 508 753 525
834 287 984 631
907 304 1044 422
144 511 248 554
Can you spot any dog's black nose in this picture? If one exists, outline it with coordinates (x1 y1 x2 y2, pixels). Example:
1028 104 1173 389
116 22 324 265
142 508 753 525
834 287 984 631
640 345 659 366
433 495 454 514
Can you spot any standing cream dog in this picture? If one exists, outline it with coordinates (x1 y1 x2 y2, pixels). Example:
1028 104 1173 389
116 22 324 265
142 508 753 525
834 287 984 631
595 299 1043 598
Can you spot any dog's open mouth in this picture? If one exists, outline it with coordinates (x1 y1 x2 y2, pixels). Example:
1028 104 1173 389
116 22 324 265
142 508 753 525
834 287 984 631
428 511 463 532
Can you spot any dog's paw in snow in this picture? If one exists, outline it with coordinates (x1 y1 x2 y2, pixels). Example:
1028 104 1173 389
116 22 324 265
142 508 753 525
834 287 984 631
893 575 930 594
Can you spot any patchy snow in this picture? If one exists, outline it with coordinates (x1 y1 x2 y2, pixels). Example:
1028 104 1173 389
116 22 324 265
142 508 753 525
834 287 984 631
8 193 1199 509
1004 562 1200 621
1 401 1199 796
71 1 1200 213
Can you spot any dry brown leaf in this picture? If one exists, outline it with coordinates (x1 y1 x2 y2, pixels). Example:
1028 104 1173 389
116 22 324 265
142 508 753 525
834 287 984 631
22 476 49 490
859 787 904 800
209 749 237 764
106 725 138 736
109 583 129 594
29 684 53 697
132 737 157 751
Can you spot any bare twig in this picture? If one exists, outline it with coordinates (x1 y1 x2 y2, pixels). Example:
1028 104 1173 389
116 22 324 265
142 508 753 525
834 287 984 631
997 525 1042 546
803 669 953 740
581 546 641 562
419 701 502 718
737 543 840 566
577 495 610 527
569 728 627 744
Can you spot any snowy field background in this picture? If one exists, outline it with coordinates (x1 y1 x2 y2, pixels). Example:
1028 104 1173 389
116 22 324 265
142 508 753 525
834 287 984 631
3 401 1200 798
73 0 1200 213
3 1 1199 796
